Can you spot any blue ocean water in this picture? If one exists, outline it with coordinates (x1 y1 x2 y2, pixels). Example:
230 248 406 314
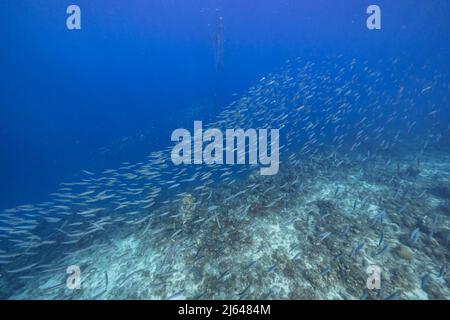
1 0 448 209
0 1 449 300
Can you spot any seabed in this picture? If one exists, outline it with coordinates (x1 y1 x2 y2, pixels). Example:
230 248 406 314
2 143 449 300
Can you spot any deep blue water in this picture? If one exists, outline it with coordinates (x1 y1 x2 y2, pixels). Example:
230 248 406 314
0 0 449 209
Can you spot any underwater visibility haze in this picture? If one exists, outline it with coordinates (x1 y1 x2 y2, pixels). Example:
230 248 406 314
0 0 449 300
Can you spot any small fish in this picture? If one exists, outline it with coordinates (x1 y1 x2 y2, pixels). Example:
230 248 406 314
194 292 206 300
370 211 386 227
219 269 231 279
149 281 166 289
104 271 109 291
291 252 301 262
318 231 332 242
376 243 390 256
238 284 250 296
378 230 384 247
384 290 400 300
378 211 386 225
168 290 186 300
334 187 340 197
350 242 365 258
333 252 344 262
409 227 420 243
352 200 357 211
245 260 257 269
320 265 331 276
266 264 277 273
431 214 439 226
339 225 351 236
207 205 219 212
421 273 430 291
417 190 427 198
421 86 432 94
7 262 39 274
438 265 447 278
